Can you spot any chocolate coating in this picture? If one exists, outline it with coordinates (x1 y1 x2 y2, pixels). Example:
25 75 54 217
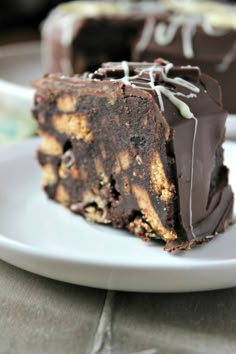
32 59 233 251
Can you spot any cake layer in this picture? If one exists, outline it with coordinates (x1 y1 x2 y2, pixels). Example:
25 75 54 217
32 59 233 251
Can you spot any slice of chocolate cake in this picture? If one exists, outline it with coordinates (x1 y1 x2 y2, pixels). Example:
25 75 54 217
32 59 233 252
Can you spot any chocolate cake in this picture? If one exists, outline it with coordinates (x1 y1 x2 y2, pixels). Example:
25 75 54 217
32 58 233 252
41 1 236 113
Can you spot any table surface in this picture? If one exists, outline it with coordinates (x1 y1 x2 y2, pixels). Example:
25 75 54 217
0 258 235 354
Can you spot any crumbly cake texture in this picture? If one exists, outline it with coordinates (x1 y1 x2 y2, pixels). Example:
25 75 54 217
41 0 236 113
32 59 233 252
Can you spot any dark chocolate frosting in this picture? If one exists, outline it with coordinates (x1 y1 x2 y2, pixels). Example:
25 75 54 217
33 58 233 249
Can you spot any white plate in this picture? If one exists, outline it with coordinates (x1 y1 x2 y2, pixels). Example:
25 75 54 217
0 41 42 86
0 41 41 107
226 114 236 140
0 138 235 292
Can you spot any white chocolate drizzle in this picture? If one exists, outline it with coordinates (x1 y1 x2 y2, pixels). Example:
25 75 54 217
216 41 236 72
161 0 236 30
118 61 199 119
136 17 157 54
109 60 199 238
154 14 227 59
189 116 198 238
121 61 131 85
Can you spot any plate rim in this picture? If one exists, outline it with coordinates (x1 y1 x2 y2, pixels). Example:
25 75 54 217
0 40 39 97
0 40 40 59
0 231 236 270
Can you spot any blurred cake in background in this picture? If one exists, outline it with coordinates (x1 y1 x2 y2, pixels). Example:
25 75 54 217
41 0 236 112
135 0 236 113
41 1 165 75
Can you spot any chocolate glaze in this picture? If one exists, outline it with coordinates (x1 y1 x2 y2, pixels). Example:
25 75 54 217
33 59 234 251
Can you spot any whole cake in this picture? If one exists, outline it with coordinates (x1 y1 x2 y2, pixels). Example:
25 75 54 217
32 58 233 252
41 0 236 113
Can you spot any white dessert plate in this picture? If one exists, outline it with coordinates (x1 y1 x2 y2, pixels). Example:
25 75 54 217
0 41 42 86
0 138 235 292
226 115 236 140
